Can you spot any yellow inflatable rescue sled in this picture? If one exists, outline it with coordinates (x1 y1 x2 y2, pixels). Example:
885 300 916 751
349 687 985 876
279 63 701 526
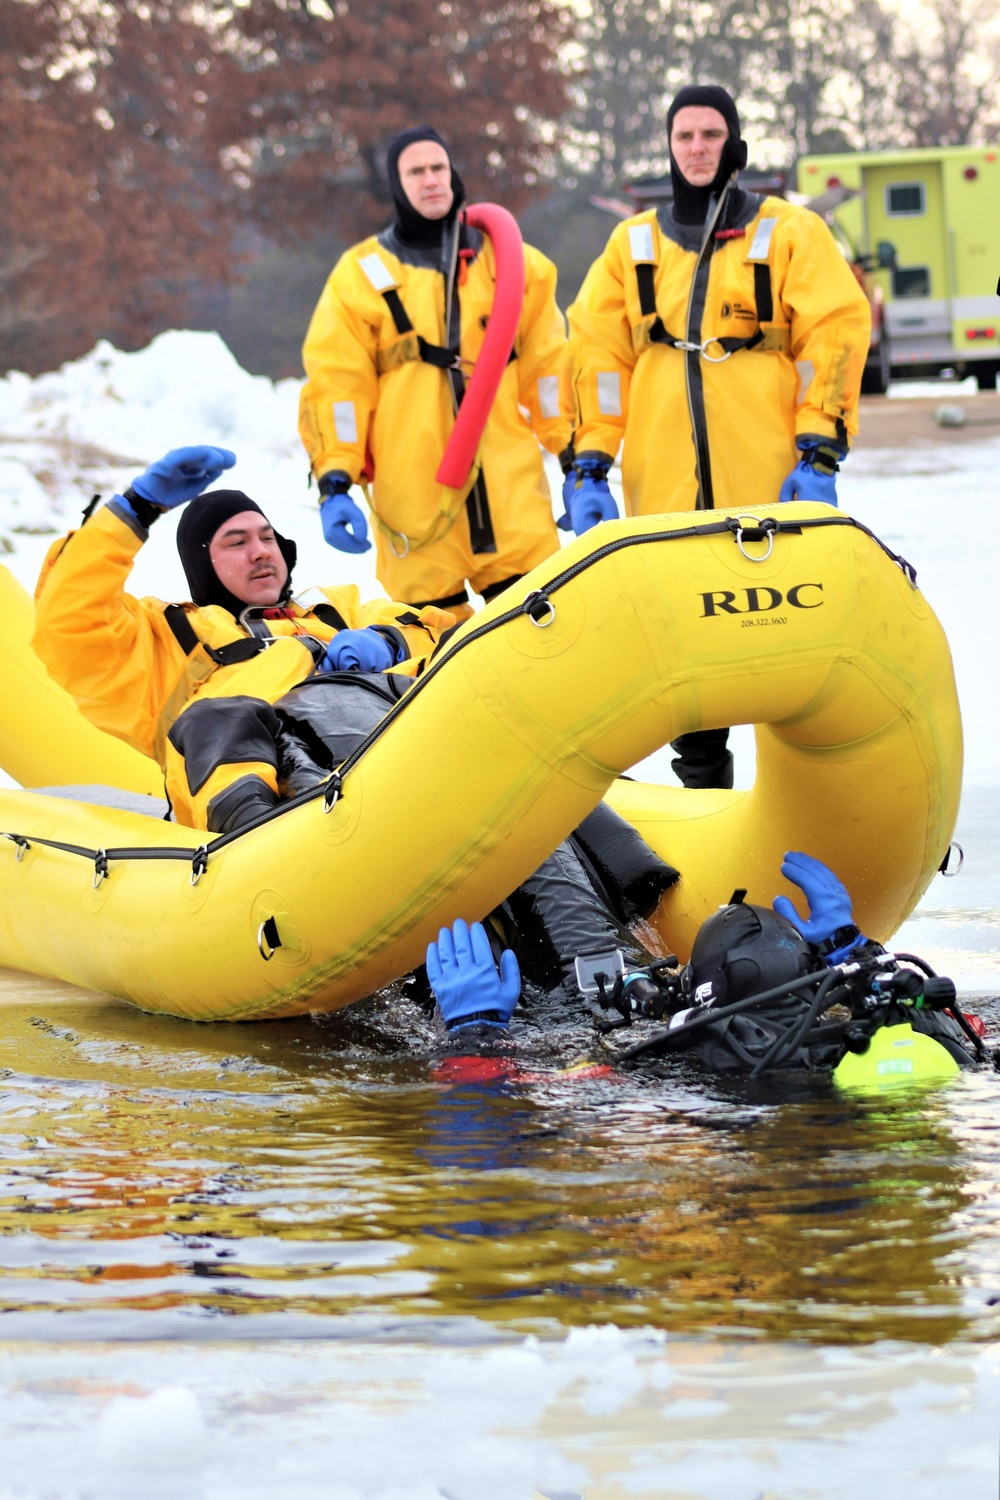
0 503 962 1022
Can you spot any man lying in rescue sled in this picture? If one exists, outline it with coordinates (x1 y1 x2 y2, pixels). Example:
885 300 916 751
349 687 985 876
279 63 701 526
33 445 457 833
427 854 987 1083
33 445 680 1005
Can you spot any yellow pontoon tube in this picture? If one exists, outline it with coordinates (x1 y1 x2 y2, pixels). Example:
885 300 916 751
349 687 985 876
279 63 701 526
0 565 160 795
0 502 962 1022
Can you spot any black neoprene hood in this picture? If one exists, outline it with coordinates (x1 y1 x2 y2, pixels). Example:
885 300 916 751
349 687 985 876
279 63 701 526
176 489 297 616
666 84 748 224
385 126 466 246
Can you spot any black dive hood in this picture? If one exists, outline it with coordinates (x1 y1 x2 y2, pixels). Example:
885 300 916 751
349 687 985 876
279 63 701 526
176 490 297 618
666 84 749 226
685 895 813 1006
386 126 466 247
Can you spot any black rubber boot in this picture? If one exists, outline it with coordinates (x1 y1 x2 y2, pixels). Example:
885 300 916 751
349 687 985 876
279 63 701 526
670 729 734 790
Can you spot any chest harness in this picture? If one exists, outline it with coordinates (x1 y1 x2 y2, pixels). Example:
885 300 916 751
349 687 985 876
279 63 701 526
163 599 351 668
358 229 512 569
629 210 777 364
628 190 779 510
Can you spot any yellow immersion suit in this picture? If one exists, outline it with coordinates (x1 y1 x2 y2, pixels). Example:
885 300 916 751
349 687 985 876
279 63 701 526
566 189 871 512
299 224 572 607
32 502 454 831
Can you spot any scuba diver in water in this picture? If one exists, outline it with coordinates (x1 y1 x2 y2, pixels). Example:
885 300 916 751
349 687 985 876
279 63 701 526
32 446 680 991
427 851 987 1080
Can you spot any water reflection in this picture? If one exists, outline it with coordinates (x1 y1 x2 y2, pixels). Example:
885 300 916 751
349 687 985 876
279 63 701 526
0 972 997 1344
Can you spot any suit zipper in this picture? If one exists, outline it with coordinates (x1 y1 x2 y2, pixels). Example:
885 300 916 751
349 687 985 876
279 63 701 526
683 174 736 510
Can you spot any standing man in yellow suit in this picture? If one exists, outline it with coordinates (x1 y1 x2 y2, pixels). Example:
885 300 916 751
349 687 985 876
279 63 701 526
564 84 871 787
299 127 572 615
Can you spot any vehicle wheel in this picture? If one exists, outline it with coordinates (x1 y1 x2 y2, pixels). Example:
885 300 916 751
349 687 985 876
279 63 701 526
974 363 999 392
861 330 891 394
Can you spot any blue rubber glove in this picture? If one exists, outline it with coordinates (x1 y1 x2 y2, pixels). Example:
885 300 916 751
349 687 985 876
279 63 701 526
558 459 618 534
779 438 846 507
558 466 577 530
426 918 521 1031
774 850 864 960
319 628 395 674
319 474 371 554
131 446 236 509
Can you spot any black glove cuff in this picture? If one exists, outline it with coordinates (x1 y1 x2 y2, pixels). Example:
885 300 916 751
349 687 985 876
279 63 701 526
558 444 576 475
445 1009 506 1032
318 470 353 499
815 923 862 956
574 450 613 482
800 443 845 477
123 487 163 529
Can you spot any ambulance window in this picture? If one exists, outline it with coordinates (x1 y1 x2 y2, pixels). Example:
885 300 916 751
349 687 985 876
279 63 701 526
885 182 925 216
892 266 931 298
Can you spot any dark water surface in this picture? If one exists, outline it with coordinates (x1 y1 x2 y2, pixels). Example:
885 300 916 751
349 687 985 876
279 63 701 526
1 965 997 1348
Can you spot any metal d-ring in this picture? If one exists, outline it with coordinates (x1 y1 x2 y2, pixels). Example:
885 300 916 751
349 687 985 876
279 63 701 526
699 338 734 364
940 842 964 877
323 773 343 813
190 846 208 886
524 591 556 628
734 518 775 563
5 834 29 862
92 850 108 889
257 921 277 961
388 529 410 559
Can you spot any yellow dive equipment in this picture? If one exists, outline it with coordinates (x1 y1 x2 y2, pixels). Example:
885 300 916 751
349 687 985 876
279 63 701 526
834 1023 962 1091
0 502 962 1022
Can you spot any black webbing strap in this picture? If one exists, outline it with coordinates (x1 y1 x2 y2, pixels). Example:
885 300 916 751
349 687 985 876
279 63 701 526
164 604 274 668
383 288 456 370
381 282 498 552
311 602 350 633
408 588 471 611
635 263 669 345
164 603 199 655
754 262 773 323
635 260 768 355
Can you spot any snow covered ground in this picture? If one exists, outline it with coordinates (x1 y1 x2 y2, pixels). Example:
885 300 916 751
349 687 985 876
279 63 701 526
0 334 997 1498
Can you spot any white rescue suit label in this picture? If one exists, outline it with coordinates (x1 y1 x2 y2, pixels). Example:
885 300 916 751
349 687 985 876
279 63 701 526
747 218 778 262
537 376 560 419
358 253 396 292
333 402 358 444
628 223 656 263
597 372 622 416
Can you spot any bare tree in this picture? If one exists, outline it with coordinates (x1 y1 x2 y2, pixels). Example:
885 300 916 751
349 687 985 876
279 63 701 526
891 0 1000 146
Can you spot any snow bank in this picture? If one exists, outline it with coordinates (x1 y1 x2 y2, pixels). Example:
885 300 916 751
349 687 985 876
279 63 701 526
0 329 386 610
0 330 301 521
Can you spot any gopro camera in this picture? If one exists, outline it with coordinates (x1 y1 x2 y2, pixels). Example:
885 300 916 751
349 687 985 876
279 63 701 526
575 948 626 997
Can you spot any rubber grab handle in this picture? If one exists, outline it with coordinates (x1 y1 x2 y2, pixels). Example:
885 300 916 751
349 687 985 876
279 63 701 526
436 203 525 490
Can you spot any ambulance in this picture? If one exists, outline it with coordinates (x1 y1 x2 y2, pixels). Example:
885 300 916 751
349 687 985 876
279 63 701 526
797 146 1000 389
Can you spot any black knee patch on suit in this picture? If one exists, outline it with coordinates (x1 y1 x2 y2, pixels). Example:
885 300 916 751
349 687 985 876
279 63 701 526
168 695 281 795
206 773 281 835
670 729 734 790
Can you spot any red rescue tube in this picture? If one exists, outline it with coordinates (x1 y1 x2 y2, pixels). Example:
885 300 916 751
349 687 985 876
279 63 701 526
435 203 525 490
